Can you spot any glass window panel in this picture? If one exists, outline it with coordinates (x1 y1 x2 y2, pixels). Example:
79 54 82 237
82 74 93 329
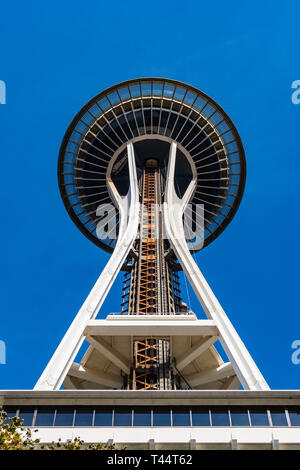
216 120 229 133
75 120 88 133
163 85 175 98
270 410 288 427
133 408 151 426
230 409 250 426
153 408 171 426
141 83 152 96
82 111 95 125
114 408 132 426
289 409 300 426
210 111 223 125
172 408 191 426
222 131 235 143
184 91 197 105
211 409 230 426
19 409 34 426
229 174 240 185
54 409 74 426
74 409 94 426
94 409 113 426
129 85 140 97
153 83 163 96
70 131 81 143
108 92 120 105
66 141 79 152
192 408 210 426
201 102 215 118
225 141 238 153
174 87 186 101
249 409 269 426
35 409 55 426
88 103 102 118
194 96 207 111
119 87 130 101
98 97 110 110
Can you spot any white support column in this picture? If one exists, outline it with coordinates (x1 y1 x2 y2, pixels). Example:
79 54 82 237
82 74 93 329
231 438 238 450
163 142 269 391
190 439 196 450
272 435 279 450
34 143 139 390
148 439 155 450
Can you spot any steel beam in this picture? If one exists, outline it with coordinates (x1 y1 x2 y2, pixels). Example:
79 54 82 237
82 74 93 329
68 363 121 388
187 362 235 387
163 142 269 391
34 143 139 390
175 336 219 371
86 335 130 375
84 319 218 337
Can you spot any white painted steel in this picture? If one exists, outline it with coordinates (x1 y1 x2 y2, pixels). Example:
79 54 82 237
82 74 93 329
163 142 269 391
34 143 140 390
84 319 218 337
35 139 269 392
176 336 219 371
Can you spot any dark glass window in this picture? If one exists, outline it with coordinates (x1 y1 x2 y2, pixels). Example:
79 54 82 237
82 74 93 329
2 408 17 424
249 409 269 426
211 408 230 426
192 408 210 426
230 408 250 426
172 408 191 426
289 409 300 426
114 408 132 426
35 409 55 426
153 408 171 426
94 408 112 426
270 410 288 427
133 408 151 426
54 408 74 426
19 409 34 426
74 409 94 426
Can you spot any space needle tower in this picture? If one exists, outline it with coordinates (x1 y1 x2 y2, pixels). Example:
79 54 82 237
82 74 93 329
3 79 299 451
33 77 268 393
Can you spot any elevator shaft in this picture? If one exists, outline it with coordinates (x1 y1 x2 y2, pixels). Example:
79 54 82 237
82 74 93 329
122 159 185 390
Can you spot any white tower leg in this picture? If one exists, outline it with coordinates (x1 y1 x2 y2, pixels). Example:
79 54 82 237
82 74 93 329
34 143 140 390
163 142 269 391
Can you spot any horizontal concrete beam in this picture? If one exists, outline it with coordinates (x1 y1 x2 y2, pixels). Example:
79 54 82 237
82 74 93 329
84 320 218 337
68 363 122 388
187 362 235 387
106 314 197 321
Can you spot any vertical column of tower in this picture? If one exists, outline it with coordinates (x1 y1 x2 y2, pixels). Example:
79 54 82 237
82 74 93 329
132 160 160 389
132 160 169 389
136 165 159 314
122 159 185 389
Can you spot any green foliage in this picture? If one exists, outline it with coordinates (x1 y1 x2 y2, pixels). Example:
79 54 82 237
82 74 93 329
0 410 40 450
42 438 118 450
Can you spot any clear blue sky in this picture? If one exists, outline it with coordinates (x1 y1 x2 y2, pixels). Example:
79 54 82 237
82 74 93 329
0 1 299 389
